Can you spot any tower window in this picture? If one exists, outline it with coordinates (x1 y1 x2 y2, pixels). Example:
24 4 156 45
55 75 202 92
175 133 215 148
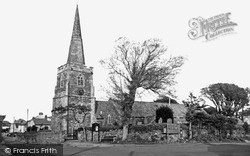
60 81 64 87
77 74 84 86
107 114 111 124
60 74 65 88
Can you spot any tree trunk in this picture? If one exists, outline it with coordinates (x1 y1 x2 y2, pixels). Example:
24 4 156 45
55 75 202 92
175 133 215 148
189 122 192 139
122 124 129 141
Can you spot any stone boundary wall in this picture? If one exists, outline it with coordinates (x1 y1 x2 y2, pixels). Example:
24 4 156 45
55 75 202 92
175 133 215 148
81 124 183 143
17 131 63 144
77 129 123 142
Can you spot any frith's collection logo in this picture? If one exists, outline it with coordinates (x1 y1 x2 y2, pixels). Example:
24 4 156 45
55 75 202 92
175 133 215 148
3 144 63 156
188 13 237 41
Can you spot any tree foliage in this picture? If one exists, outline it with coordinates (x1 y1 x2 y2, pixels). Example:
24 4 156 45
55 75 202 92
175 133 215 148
155 106 174 123
243 122 249 134
182 92 207 123
204 107 217 115
31 125 38 131
241 108 250 116
183 93 239 137
100 37 185 140
201 83 249 117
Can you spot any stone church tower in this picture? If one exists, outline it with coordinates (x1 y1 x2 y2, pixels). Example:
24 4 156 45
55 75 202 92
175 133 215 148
51 5 96 136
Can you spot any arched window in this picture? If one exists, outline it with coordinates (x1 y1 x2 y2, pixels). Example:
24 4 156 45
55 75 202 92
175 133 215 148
57 76 60 86
77 74 84 86
60 76 64 87
107 114 111 124
60 81 64 87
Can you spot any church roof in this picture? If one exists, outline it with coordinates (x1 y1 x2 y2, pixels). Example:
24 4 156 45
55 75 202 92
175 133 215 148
3 121 11 127
67 5 85 65
95 100 120 119
32 118 51 125
132 102 187 118
95 100 187 119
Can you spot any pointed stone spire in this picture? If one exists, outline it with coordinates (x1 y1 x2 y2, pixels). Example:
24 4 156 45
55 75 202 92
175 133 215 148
67 5 85 65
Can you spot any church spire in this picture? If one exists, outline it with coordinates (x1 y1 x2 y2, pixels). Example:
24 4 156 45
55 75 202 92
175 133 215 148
67 5 85 65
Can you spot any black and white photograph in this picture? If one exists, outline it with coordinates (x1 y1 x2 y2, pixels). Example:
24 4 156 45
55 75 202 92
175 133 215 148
0 0 250 155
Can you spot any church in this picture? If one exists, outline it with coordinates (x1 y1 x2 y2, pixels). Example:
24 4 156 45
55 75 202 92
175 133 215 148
51 6 187 138
51 5 96 136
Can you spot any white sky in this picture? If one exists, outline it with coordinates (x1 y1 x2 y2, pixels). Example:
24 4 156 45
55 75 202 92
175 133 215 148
1 0 250 122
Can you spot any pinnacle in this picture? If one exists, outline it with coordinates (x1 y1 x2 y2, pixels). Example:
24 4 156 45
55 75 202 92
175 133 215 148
67 5 85 65
72 5 82 38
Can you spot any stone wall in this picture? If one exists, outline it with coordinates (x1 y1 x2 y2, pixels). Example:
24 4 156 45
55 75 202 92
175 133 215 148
77 129 123 142
0 115 6 142
17 131 63 144
37 132 64 144
52 63 95 134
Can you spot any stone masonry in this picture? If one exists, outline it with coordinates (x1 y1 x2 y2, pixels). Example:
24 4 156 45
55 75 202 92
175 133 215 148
51 5 96 136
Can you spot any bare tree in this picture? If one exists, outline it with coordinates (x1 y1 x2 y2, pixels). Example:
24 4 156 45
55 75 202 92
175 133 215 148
100 37 185 140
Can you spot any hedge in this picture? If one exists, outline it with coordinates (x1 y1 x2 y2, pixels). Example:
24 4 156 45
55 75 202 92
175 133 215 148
85 125 123 131
85 123 182 133
129 123 169 133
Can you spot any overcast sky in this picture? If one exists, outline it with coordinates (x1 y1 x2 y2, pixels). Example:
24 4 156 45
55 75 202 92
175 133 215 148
1 0 250 122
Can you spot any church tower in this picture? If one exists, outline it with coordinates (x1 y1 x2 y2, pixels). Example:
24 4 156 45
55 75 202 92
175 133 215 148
51 5 96 135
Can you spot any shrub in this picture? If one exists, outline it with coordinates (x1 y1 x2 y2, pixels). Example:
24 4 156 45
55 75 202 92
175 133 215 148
125 130 164 144
129 123 169 133
100 125 123 131
85 125 122 132
31 125 38 131
0 136 3 143
188 134 245 143
180 123 188 130
243 122 249 134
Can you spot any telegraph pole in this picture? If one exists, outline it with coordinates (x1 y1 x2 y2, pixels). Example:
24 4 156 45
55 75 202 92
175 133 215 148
67 80 70 138
26 109 29 131
13 117 15 133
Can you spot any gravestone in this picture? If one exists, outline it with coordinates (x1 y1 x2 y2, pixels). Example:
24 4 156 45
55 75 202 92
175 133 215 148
158 118 163 124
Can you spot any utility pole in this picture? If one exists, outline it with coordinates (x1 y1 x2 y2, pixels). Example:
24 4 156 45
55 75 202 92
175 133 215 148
26 109 29 131
67 80 70 138
13 117 15 133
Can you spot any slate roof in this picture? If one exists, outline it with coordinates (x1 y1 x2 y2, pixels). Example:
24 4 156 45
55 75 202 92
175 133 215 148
95 100 187 119
14 119 26 125
2 121 11 127
95 100 120 119
132 101 187 118
32 118 51 125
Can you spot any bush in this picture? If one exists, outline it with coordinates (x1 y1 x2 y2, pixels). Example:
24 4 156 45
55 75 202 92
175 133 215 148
188 134 245 143
0 136 3 143
180 123 188 130
100 125 123 131
31 125 38 131
129 123 169 133
243 122 249 134
124 130 165 144
85 125 123 132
